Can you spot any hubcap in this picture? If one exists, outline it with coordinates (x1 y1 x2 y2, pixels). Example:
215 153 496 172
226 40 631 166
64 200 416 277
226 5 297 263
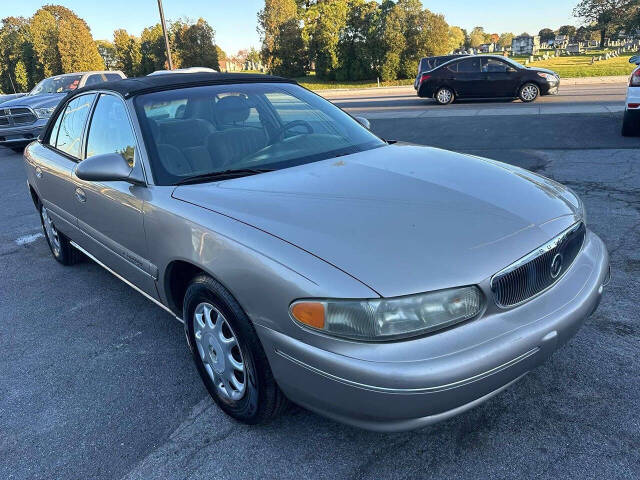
522 85 538 101
193 303 246 401
437 89 452 103
41 206 61 256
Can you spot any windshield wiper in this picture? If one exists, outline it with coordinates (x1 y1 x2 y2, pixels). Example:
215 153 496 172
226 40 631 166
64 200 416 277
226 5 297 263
174 168 274 186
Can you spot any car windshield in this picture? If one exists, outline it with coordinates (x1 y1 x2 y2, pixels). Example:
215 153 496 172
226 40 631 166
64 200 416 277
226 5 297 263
29 74 83 95
501 57 526 69
135 82 386 185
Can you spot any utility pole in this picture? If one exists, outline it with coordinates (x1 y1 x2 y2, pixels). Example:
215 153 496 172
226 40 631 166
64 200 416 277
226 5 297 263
157 0 174 70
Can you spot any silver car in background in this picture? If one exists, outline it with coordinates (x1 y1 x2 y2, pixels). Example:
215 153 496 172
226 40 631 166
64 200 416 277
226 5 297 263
23 73 610 431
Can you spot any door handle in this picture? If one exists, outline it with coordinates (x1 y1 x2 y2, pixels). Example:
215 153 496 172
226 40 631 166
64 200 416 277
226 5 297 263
75 187 86 203
35 166 42 178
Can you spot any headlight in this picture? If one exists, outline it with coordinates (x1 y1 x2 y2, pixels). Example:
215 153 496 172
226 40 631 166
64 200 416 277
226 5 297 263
537 72 557 82
290 286 483 341
34 107 55 119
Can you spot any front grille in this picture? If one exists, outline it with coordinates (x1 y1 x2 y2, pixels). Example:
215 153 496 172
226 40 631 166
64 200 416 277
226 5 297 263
0 107 37 128
491 222 586 307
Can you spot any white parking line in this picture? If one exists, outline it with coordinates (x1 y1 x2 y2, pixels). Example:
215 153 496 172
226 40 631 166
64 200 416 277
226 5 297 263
15 232 44 245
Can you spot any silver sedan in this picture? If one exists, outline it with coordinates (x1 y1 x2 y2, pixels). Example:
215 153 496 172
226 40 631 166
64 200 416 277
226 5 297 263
23 73 610 431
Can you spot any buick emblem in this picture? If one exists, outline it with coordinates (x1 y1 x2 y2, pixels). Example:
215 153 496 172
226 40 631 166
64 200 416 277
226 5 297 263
550 253 563 279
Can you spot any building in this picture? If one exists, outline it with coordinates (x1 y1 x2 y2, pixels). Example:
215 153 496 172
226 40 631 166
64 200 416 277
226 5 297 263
511 35 540 55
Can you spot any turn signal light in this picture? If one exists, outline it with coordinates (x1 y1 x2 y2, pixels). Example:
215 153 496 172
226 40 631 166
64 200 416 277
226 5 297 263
420 74 432 83
291 302 325 329
628 103 640 109
630 70 640 86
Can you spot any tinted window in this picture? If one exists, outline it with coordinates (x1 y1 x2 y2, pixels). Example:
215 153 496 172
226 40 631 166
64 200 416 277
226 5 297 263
86 94 136 166
482 58 509 73
48 110 64 147
85 74 104 86
105 73 123 82
457 58 481 73
56 94 96 158
446 62 458 73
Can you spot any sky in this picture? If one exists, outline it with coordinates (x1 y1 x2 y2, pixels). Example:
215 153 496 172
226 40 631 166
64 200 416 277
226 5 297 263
5 1 579 55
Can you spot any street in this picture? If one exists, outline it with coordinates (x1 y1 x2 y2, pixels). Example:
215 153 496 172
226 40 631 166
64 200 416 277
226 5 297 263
1 93 639 480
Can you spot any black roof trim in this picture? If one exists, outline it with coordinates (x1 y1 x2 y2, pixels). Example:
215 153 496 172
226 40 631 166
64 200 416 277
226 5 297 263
68 72 297 100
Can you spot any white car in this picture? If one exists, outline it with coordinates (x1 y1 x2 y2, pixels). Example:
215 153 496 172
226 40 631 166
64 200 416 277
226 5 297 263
622 55 640 136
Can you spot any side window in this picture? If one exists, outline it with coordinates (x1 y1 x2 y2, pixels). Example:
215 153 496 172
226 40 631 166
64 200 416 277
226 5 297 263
105 73 123 82
457 58 481 73
85 74 105 86
482 58 509 73
47 109 64 147
446 62 458 73
56 94 96 158
86 94 136 167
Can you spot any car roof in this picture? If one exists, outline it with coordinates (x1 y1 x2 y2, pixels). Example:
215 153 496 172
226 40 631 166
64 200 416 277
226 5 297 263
67 72 295 100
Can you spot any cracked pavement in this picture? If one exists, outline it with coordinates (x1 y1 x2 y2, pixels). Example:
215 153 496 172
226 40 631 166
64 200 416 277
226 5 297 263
1 110 639 480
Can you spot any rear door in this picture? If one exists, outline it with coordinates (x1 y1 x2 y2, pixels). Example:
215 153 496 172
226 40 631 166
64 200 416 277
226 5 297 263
481 57 520 97
452 57 483 97
35 93 96 236
71 92 158 297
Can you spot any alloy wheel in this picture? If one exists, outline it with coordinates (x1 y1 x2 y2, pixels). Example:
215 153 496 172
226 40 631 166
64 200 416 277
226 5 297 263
521 85 538 101
41 206 61 256
193 302 247 401
437 88 452 104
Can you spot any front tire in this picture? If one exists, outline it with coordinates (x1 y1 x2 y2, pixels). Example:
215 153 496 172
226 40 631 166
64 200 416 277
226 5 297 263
519 83 540 102
434 87 455 105
184 275 288 425
621 110 639 136
39 204 82 265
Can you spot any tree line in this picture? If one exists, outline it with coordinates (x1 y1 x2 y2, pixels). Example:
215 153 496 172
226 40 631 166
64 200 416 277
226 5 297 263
0 5 222 93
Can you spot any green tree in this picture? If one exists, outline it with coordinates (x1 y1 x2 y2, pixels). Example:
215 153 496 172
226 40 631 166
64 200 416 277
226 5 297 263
573 0 635 46
216 45 227 70
336 0 380 81
172 18 220 70
558 25 577 38
448 26 465 52
57 13 104 72
304 0 350 79
469 26 486 47
0 16 37 92
258 0 300 70
247 47 261 68
113 29 141 77
30 8 61 77
497 32 514 49
140 24 167 74
539 28 555 42
269 18 307 77
13 60 28 91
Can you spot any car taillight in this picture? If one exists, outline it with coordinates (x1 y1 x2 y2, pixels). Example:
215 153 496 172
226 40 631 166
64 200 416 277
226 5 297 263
420 74 431 83
630 70 640 86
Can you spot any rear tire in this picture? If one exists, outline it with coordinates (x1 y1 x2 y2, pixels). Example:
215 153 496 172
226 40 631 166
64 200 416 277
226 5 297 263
621 110 639 136
434 87 455 105
519 83 540 102
39 203 82 265
184 275 288 425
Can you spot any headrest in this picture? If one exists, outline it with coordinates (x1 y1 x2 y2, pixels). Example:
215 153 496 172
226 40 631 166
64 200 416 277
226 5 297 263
214 95 250 124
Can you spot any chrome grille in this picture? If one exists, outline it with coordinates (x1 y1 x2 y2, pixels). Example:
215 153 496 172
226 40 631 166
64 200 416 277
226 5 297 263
0 107 37 128
491 222 586 307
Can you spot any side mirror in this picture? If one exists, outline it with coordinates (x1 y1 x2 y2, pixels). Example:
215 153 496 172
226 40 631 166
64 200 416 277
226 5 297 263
630 55 640 65
355 116 371 129
75 153 135 183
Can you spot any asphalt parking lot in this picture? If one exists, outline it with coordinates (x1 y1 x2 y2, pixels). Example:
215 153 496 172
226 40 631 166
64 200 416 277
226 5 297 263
1 102 639 479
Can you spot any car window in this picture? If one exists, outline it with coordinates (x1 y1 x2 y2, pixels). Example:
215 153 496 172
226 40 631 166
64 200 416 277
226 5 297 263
85 74 105 86
29 74 82 95
482 58 510 73
135 83 385 185
55 94 96 158
457 58 481 73
86 94 136 167
446 62 458 73
48 109 64 147
105 73 124 82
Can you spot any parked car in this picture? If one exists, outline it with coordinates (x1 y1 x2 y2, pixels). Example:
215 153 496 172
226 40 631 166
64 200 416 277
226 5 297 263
0 93 27 105
414 54 469 89
621 55 640 136
416 55 560 104
0 71 125 151
24 72 609 431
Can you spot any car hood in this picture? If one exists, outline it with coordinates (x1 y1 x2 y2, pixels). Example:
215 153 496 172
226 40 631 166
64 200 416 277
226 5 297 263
173 145 582 297
0 93 65 109
527 67 559 77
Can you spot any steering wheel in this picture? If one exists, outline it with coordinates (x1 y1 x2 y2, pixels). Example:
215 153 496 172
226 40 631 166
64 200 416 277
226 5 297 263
275 119 313 140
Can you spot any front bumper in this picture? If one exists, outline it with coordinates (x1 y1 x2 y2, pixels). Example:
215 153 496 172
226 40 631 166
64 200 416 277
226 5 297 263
0 118 47 144
258 230 609 431
541 78 560 95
